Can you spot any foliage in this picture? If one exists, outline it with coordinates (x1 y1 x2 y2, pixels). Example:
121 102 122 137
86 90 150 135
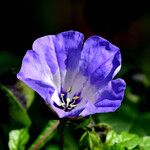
0 84 31 129
28 120 59 150
8 128 29 150
104 131 150 150
79 127 150 150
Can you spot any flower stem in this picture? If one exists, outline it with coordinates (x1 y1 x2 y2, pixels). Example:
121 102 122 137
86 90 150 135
58 119 66 150
28 120 59 150
59 131 64 150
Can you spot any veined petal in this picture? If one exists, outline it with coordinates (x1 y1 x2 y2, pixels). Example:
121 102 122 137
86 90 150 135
69 36 121 102
32 35 61 91
80 78 126 117
79 36 121 88
17 50 55 102
55 31 84 90
32 31 84 92
55 31 84 71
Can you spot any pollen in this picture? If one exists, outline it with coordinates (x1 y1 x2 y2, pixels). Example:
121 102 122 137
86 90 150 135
73 96 80 100
60 94 64 97
66 87 72 93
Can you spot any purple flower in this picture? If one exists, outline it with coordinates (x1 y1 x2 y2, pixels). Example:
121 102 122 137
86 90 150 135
17 31 126 118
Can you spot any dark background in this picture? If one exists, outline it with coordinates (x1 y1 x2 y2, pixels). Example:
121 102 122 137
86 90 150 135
1 0 150 55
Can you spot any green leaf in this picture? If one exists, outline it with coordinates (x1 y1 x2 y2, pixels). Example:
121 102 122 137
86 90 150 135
105 131 150 150
80 130 102 150
18 81 35 109
76 116 93 129
140 137 150 150
8 128 29 150
28 120 59 150
104 130 142 150
0 84 31 129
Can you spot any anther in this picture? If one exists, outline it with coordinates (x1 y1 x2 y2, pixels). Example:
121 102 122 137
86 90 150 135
60 94 64 97
73 96 80 100
66 87 72 93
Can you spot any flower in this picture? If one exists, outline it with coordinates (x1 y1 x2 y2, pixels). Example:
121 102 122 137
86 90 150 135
17 30 126 118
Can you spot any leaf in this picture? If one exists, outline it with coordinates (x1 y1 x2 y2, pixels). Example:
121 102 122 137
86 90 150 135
76 116 93 129
28 120 59 150
104 130 142 150
105 131 150 150
94 123 112 143
140 136 150 150
117 132 141 149
8 128 29 150
0 84 31 129
80 130 102 150
17 81 35 109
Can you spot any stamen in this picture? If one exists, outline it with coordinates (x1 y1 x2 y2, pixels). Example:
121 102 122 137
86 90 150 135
60 94 64 97
73 96 80 100
56 89 81 112
70 104 76 107
66 87 72 93
60 94 65 103
66 98 71 107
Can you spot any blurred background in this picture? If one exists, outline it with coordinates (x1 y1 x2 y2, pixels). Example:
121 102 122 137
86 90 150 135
0 0 150 149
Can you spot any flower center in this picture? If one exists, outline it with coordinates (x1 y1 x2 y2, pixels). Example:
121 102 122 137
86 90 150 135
53 87 81 112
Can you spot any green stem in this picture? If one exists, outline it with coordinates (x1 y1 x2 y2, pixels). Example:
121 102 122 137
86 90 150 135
28 120 59 150
59 130 64 150
58 119 66 150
